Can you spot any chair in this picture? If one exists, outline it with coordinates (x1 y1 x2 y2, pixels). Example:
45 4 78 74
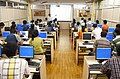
97 24 102 28
106 32 114 41
16 24 23 31
108 27 115 33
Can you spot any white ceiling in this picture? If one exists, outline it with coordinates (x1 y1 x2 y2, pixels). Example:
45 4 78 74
30 0 94 5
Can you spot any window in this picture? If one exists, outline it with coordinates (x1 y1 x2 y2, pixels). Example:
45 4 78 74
50 5 73 21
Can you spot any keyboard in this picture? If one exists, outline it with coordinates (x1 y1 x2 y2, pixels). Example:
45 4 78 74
28 61 40 67
83 42 93 45
89 64 102 71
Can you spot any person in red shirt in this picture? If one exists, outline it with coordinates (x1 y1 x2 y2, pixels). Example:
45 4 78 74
102 20 109 32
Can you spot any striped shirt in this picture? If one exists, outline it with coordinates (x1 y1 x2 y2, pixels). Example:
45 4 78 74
101 57 120 79
0 58 30 79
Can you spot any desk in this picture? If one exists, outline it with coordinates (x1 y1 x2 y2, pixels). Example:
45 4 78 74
23 38 54 63
82 56 107 79
76 39 94 65
73 32 78 50
25 55 46 79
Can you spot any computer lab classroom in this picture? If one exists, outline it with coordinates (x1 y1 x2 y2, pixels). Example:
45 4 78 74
1 0 120 79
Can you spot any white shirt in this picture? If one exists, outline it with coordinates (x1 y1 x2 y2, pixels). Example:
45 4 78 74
92 27 102 40
0 58 30 79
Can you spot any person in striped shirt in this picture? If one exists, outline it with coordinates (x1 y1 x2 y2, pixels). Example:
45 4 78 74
101 42 120 79
0 44 30 79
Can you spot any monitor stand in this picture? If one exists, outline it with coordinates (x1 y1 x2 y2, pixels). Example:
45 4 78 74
84 41 88 43
97 60 105 64
26 58 31 62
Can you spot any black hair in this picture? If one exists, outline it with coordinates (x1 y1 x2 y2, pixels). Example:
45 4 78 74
32 30 39 40
92 24 97 28
11 21 15 25
96 20 99 24
88 18 91 21
0 22 5 28
45 18 48 21
23 20 27 25
101 31 107 37
35 21 38 25
103 20 107 24
81 18 84 20
39 19 42 22
116 24 120 28
3 43 18 58
115 28 120 35
116 43 120 56
77 22 80 26
31 20 34 23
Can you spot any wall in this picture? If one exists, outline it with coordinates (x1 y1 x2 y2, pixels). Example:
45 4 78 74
31 5 49 21
95 0 120 27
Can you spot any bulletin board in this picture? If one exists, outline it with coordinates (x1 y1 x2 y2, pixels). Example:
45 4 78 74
34 10 45 16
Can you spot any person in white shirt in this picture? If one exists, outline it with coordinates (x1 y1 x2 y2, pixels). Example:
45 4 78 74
92 24 102 40
87 18 93 32
48 14 52 22
0 43 30 79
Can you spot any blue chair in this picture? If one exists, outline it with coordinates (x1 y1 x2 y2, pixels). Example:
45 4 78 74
106 32 114 41
97 24 102 28
108 27 115 33
16 24 23 31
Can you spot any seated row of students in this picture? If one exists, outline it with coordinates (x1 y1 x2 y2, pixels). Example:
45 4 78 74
2 26 44 55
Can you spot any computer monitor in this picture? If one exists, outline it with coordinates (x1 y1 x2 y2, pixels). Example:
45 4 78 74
19 31 28 39
2 31 10 38
39 31 47 39
108 27 115 33
19 46 34 59
82 32 92 42
96 48 112 60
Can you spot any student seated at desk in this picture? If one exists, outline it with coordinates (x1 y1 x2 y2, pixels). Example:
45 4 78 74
22 20 29 31
101 43 120 79
29 30 44 55
28 24 35 38
5 29 22 45
111 27 120 52
90 31 111 55
102 20 109 32
1 43 30 79
92 24 102 40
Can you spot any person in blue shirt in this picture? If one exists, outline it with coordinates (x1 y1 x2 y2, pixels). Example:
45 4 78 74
22 20 29 31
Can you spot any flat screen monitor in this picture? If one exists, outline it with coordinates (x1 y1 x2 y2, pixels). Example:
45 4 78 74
82 32 92 41
96 48 112 60
108 27 115 33
19 46 34 59
39 32 47 39
2 31 10 38
20 31 28 39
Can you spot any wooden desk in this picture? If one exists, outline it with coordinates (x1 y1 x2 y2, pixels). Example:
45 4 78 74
76 39 94 65
73 32 78 50
82 56 107 79
25 55 46 79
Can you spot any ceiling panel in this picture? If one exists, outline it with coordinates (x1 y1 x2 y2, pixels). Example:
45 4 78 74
30 0 87 4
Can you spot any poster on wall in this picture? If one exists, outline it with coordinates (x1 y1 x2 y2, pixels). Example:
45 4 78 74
34 10 45 16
